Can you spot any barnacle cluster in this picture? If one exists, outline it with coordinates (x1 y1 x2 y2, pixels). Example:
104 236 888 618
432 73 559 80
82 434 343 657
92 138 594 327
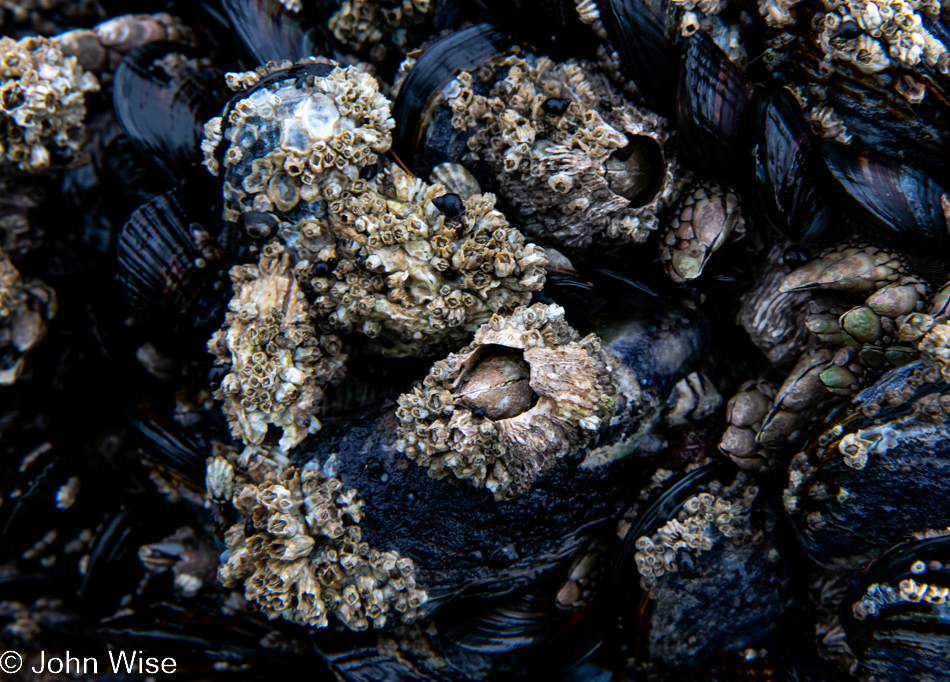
0 35 99 172
203 62 393 212
395 303 618 499
204 62 547 355
633 474 758 589
444 54 678 250
208 242 347 451
817 0 949 76
783 323 950 522
0 246 55 384
329 0 434 61
853 574 950 619
299 167 548 354
211 446 428 631
758 0 801 27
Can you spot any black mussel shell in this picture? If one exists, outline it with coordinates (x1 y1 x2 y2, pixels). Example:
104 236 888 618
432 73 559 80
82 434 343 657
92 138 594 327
753 89 833 242
222 0 327 66
391 23 513 175
116 189 227 347
437 581 567 654
311 628 505 682
824 145 950 249
676 33 756 184
293 405 642 611
785 360 950 568
99 601 324 677
114 42 229 183
840 535 950 681
614 462 791 671
289 308 705 613
597 0 682 113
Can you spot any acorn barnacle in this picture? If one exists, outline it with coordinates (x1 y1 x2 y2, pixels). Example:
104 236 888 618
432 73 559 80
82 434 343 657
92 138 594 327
439 53 678 252
0 35 100 172
203 61 548 356
212 444 427 631
395 303 619 499
208 241 347 451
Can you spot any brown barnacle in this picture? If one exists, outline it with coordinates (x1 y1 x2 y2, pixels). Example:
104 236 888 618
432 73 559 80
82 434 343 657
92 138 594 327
0 246 56 385
659 181 745 283
214 447 427 631
919 323 950 382
0 35 100 172
207 242 347 451
395 303 619 499
780 243 907 294
444 54 678 252
665 372 723 426
757 348 846 449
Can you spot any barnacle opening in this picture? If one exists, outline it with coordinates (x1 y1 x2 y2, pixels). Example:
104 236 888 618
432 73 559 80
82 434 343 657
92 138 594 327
454 345 538 421
605 134 665 208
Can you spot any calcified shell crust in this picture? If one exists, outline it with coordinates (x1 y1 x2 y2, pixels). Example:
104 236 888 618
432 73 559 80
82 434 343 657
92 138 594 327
0 245 55 385
204 62 547 356
395 303 618 499
0 35 99 172
212 445 427 631
208 242 347 452
445 54 679 251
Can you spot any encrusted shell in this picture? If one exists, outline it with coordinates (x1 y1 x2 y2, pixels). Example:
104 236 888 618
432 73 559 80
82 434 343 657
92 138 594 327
208 241 347 452
213 444 427 631
0 35 100 171
395 303 619 499
442 54 679 251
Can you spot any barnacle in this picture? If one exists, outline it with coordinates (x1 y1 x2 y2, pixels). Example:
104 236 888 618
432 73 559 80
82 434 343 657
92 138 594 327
817 0 949 77
299 164 548 355
208 241 347 451
395 303 618 499
204 62 547 355
328 0 435 61
780 243 907 294
0 245 55 384
444 54 678 251
0 35 99 172
212 446 428 631
56 12 196 71
204 62 393 217
633 475 759 589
